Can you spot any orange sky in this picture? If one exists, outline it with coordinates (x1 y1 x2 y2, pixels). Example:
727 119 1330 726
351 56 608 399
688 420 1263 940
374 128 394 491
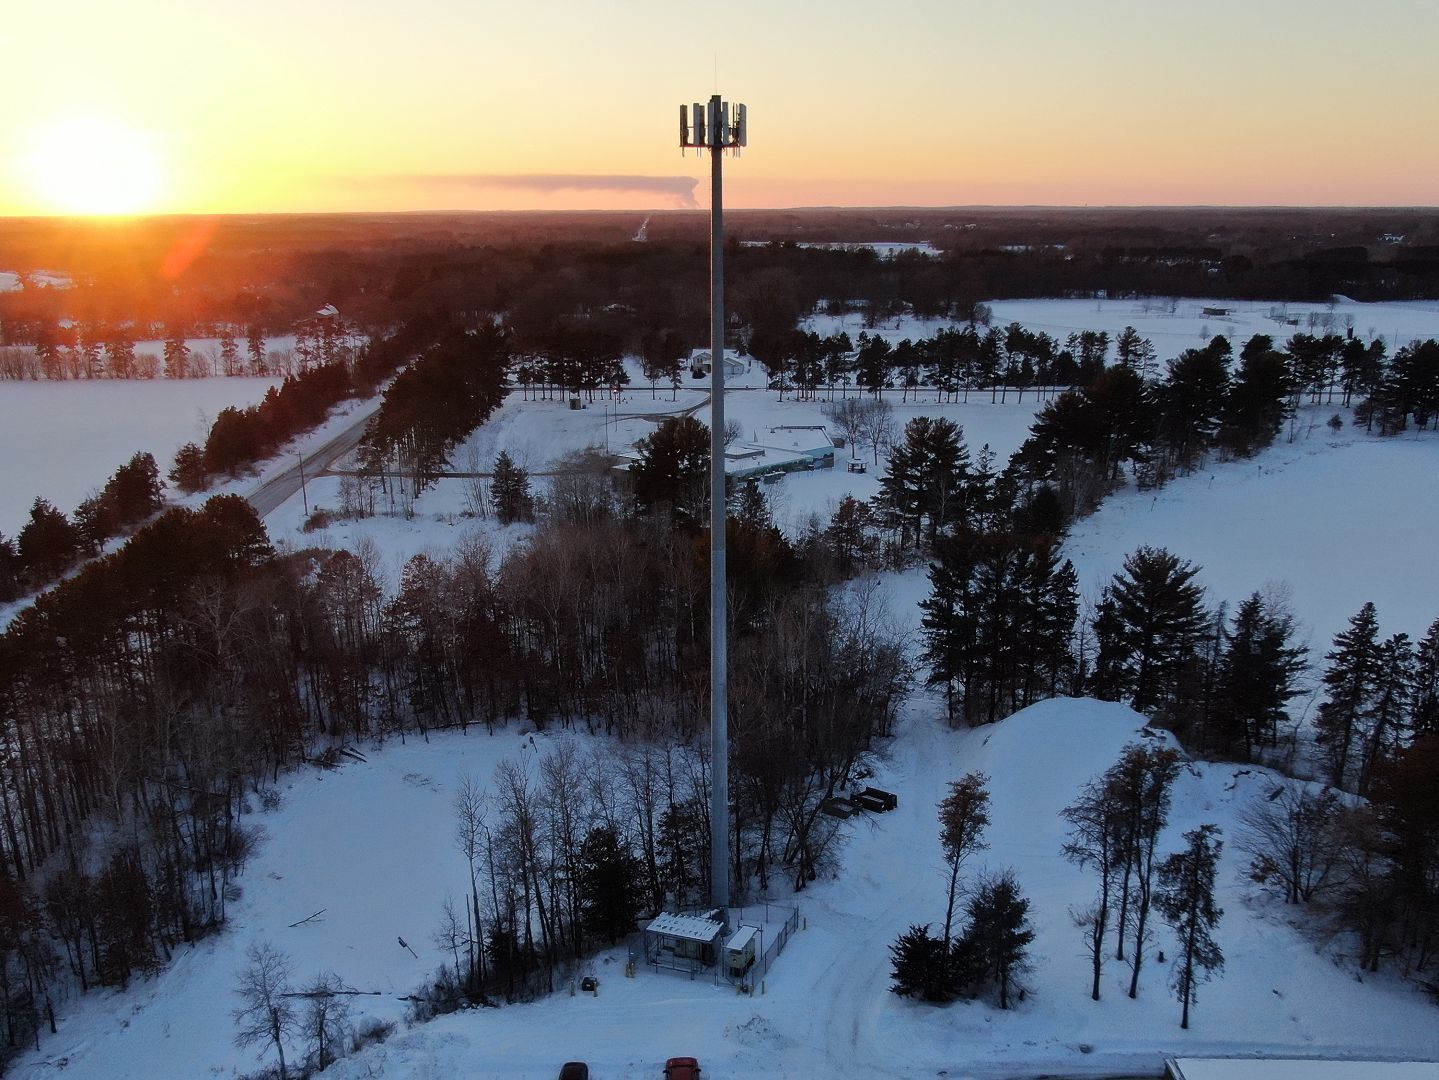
2 0 1436 216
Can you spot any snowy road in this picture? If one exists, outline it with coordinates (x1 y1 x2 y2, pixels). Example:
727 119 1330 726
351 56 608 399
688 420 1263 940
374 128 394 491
246 398 382 517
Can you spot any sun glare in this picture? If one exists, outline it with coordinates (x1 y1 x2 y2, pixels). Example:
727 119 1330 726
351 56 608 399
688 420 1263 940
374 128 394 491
22 114 165 216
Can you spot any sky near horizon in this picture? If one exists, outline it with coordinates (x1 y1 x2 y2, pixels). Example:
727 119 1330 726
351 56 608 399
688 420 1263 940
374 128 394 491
2 0 1436 216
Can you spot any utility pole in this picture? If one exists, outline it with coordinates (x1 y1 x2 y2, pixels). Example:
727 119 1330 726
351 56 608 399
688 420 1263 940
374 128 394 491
680 94 746 911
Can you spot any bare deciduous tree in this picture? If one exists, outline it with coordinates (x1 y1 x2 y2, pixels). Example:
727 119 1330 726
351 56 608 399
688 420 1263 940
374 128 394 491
300 971 352 1072
232 942 296 1080
1237 785 1343 905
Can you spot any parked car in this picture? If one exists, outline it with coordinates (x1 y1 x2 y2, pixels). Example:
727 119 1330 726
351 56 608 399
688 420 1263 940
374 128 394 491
664 1058 701 1080
558 1063 589 1080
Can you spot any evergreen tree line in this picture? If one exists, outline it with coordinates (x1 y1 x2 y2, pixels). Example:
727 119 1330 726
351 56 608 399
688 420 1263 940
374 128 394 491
0 474 906 1059
821 410 1081 727
171 313 449 495
754 322 1113 404
0 452 164 601
359 323 513 504
9 210 1439 364
509 318 628 404
1011 331 1439 525
0 319 365 382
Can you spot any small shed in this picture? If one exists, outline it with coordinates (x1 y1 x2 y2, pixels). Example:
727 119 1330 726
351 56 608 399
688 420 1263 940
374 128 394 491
644 911 728 974
723 925 759 980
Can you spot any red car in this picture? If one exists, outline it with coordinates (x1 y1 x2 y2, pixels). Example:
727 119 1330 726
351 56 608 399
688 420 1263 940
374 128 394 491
664 1058 701 1080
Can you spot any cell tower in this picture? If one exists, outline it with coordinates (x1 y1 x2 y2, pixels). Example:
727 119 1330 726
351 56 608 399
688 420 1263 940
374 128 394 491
679 94 746 911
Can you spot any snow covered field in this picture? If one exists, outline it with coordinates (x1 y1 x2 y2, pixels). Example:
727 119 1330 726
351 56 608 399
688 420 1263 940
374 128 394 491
1065 415 1439 653
0 375 280 535
807 296 1439 356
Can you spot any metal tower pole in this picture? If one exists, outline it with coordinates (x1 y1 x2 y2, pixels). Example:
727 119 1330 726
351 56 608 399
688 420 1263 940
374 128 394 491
681 93 745 914
707 94 730 912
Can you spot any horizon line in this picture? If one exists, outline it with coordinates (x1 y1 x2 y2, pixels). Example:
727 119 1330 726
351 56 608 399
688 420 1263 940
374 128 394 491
3 203 1439 223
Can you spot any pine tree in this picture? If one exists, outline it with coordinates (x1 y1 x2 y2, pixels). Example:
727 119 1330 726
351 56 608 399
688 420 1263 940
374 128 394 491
1021 542 1079 702
490 451 534 525
1413 617 1439 739
247 324 268 375
577 826 643 945
1210 593 1307 760
1103 547 1209 716
0 532 21 602
874 415 971 548
732 482 772 530
220 327 242 377
964 870 1034 1009
825 496 878 577
105 324 137 378
1114 325 1156 374
1219 339 1291 454
1356 633 1416 794
1159 338 1231 469
855 333 891 397
1155 824 1224 1030
17 497 81 585
920 532 981 724
970 534 1026 723
938 774 990 992
1315 602 1384 790
170 442 208 493
163 324 191 379
889 924 947 1001
80 323 104 379
1089 593 1128 701
629 415 709 527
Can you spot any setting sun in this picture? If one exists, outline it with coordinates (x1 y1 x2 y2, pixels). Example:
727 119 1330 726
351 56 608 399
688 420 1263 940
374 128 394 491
22 114 164 216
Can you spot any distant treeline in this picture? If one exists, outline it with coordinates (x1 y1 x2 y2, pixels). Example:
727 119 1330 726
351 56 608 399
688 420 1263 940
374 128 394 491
6 207 1439 360
0 320 360 381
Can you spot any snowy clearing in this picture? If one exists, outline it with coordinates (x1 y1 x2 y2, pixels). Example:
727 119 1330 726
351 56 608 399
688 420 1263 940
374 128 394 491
1064 413 1439 652
17 697 1439 1080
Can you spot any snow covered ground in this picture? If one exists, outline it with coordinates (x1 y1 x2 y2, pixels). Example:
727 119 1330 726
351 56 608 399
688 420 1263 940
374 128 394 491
807 296 1439 356
1064 413 1439 654
0 375 280 535
17 697 1439 1080
0 270 72 291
